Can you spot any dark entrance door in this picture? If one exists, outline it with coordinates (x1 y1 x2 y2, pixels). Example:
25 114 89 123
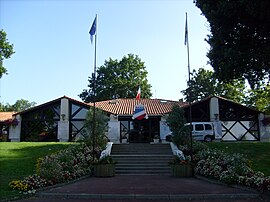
119 117 161 143
129 119 150 143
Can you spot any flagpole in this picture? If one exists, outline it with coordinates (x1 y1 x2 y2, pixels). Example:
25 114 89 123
92 14 97 162
185 12 193 164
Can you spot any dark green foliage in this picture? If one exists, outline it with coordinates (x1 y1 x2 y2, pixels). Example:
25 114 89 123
194 0 270 88
245 84 270 114
181 68 270 113
79 54 152 102
166 105 190 146
82 108 109 149
0 29 15 78
0 99 36 112
181 68 246 103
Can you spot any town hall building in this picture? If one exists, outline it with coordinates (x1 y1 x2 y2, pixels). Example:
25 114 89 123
2 95 269 142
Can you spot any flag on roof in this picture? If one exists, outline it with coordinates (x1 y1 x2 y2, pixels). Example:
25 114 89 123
136 87 141 100
89 15 97 43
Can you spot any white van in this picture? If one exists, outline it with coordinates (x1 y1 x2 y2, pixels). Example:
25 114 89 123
185 122 215 142
166 122 216 142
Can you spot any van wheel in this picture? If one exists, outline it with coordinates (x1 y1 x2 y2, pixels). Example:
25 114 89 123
204 136 212 142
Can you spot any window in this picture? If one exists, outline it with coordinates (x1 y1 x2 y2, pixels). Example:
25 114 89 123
195 124 204 131
205 124 212 130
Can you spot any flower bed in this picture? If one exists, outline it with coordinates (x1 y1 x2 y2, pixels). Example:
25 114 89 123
9 143 102 194
193 143 270 192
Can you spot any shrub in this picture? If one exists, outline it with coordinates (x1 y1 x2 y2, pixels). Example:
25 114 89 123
166 104 191 146
81 108 109 148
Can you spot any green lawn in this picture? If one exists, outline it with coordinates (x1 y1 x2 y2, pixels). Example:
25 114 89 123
0 142 72 201
208 142 270 176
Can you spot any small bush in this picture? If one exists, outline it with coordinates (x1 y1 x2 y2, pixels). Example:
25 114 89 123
166 105 191 146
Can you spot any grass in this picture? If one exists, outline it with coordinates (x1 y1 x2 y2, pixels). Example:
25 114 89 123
208 142 270 176
0 142 72 201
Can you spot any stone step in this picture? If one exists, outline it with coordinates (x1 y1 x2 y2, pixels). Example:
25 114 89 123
112 154 173 157
112 144 171 150
116 165 170 169
112 159 172 163
112 152 172 154
111 143 173 175
116 170 171 175
112 150 172 153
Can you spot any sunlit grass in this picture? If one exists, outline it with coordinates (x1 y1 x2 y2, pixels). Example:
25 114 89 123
0 142 73 201
208 142 270 176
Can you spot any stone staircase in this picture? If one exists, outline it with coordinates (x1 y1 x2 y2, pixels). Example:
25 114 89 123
110 143 173 175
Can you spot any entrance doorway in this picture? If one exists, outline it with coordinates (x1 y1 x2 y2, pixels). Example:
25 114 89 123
119 117 161 143
130 119 150 143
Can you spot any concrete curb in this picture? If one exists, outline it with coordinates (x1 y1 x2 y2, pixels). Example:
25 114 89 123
37 192 259 200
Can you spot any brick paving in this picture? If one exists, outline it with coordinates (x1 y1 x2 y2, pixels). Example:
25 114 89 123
14 175 270 202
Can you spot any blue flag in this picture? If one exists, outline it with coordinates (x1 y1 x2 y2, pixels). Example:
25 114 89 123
184 13 188 46
89 16 97 43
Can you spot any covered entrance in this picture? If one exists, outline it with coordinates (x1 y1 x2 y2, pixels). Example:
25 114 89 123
119 117 161 143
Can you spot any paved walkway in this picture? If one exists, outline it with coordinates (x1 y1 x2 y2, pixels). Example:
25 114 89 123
16 175 269 202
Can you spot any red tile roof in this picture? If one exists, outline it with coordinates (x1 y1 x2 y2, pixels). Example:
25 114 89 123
91 99 187 116
0 112 15 122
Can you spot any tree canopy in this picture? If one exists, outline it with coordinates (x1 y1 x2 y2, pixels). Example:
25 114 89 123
245 84 270 114
0 99 36 112
0 29 15 78
194 0 270 88
79 54 152 102
181 68 246 103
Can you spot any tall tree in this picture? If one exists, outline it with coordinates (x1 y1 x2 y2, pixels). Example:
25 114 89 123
0 99 36 112
0 29 15 78
194 0 270 89
181 68 246 103
79 54 152 102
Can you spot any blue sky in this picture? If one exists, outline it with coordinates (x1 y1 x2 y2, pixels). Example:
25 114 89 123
0 0 210 105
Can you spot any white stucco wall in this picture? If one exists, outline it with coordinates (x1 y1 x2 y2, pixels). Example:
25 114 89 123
57 98 70 142
107 115 120 143
210 97 219 121
58 121 69 142
9 115 21 142
221 121 258 141
259 114 270 142
60 98 69 121
260 125 270 142
160 117 171 141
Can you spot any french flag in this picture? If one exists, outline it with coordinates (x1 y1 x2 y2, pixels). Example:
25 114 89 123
136 87 141 100
132 104 148 120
